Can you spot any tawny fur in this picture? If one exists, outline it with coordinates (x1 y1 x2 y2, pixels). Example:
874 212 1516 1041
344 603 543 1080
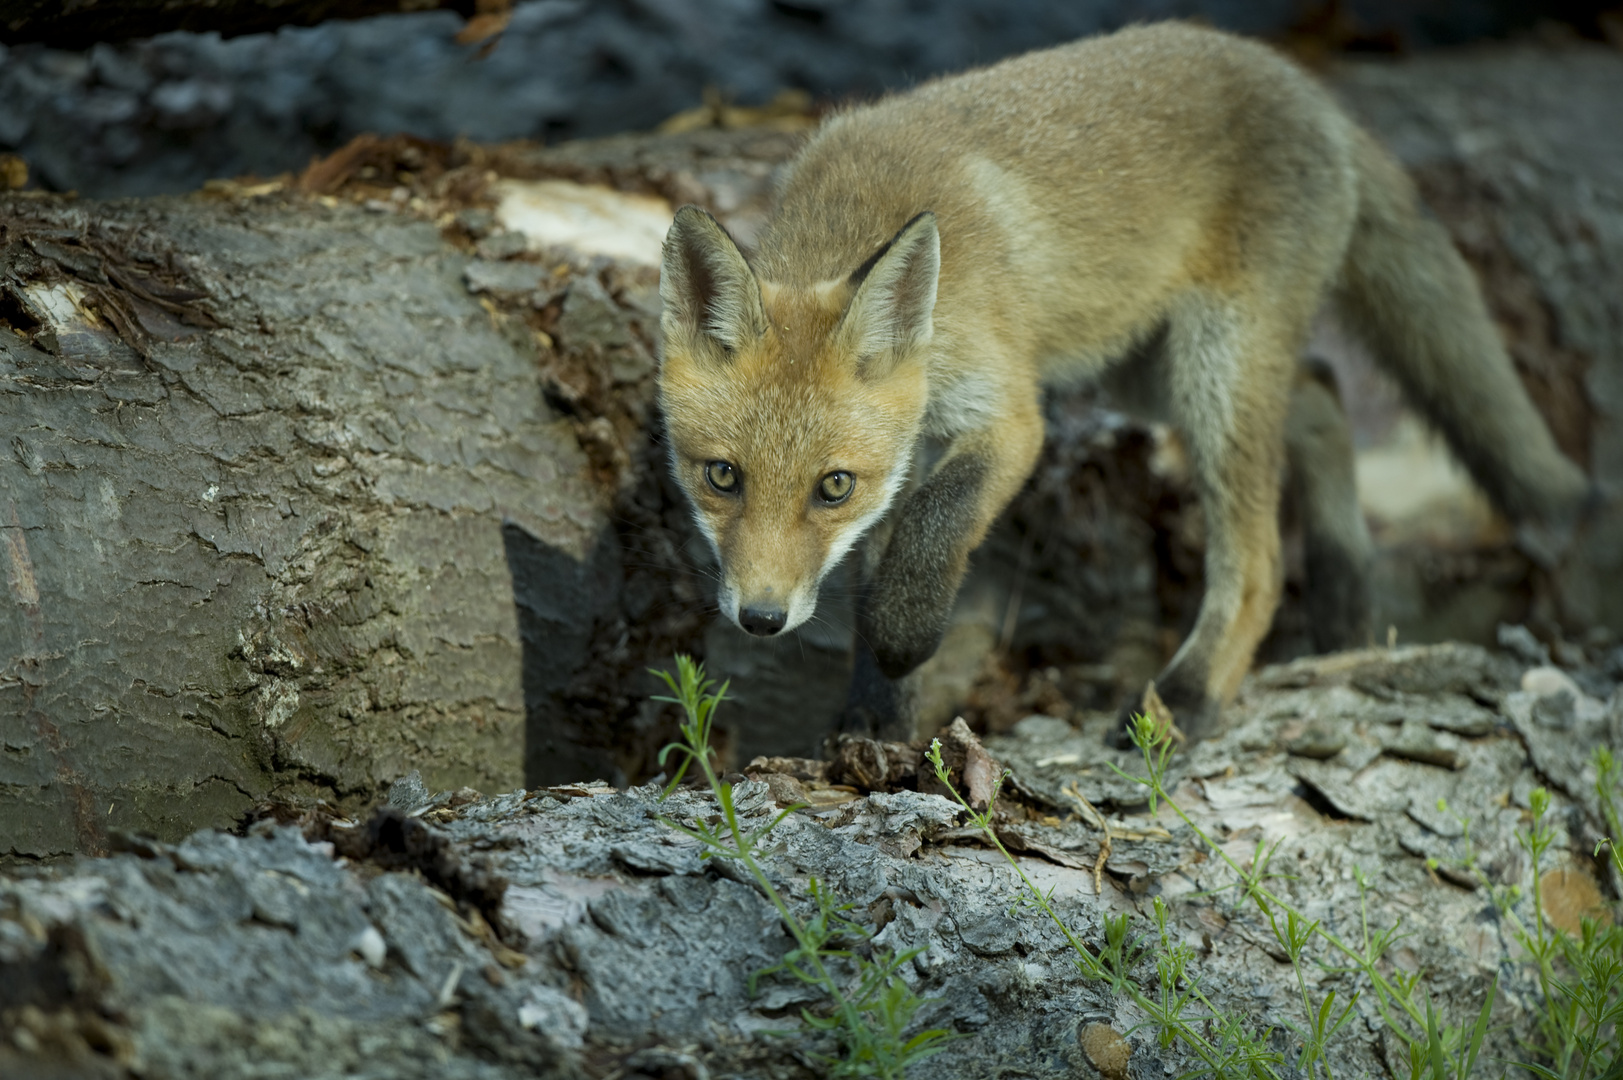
658 21 1590 740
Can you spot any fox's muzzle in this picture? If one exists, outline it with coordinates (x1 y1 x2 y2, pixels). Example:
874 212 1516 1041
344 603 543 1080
718 574 822 638
737 606 788 636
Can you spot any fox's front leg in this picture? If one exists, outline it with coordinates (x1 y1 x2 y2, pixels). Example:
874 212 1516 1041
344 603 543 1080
842 416 1042 739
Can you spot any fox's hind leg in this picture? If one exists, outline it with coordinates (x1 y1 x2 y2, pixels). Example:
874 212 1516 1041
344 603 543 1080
1133 296 1299 742
1286 357 1373 653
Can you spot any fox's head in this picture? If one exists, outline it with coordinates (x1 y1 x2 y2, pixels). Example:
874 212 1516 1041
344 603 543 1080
657 205 940 638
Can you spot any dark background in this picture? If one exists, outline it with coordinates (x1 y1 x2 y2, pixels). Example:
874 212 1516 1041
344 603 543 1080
1 0 1617 198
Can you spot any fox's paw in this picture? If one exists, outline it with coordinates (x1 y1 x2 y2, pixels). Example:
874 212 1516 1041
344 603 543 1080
1515 480 1608 570
862 604 950 681
835 699 886 739
1111 686 1219 749
1516 518 1578 571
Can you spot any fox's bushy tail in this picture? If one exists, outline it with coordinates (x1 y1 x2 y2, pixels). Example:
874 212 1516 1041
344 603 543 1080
1335 130 1589 529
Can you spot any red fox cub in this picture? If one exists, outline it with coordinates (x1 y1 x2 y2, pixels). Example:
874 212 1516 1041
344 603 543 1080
656 22 1590 741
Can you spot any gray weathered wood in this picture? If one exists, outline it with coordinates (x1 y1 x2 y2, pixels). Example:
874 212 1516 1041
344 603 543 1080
1 192 606 856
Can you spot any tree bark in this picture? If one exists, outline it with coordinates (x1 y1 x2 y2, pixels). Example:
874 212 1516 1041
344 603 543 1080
0 180 609 857
2 640 1617 1079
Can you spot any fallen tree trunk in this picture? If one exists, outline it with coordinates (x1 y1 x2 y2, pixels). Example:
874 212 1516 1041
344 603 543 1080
0 165 616 856
2 642 1619 1078
3 41 1622 865
0 128 815 860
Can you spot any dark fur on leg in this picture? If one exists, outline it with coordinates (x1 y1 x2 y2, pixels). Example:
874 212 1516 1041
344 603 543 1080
1303 527 1371 652
860 452 989 679
1288 358 1373 653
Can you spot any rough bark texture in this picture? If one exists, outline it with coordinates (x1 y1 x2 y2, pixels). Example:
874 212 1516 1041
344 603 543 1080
3 41 1623 867
2 642 1619 1078
0 186 610 858
0 128 816 861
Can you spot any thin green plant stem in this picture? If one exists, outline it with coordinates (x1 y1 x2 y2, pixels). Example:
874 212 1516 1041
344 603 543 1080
1104 714 1483 1075
654 661 864 1040
923 739 1276 1078
1485 750 1623 1079
1527 789 1563 1063
652 656 948 1079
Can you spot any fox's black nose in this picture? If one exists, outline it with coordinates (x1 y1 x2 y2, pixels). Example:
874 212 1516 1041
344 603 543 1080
739 607 787 637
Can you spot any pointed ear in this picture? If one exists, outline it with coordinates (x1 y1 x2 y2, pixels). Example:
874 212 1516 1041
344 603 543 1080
660 205 768 359
835 212 939 378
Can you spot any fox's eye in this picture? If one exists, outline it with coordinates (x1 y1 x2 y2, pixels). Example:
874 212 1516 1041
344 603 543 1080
817 471 854 504
705 460 740 494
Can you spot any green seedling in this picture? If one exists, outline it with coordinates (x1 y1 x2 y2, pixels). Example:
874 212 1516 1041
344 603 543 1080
926 737 1284 1078
926 709 1543 1079
653 656 951 1078
1482 752 1622 1079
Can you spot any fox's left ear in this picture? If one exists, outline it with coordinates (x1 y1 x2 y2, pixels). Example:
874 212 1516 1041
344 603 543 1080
835 211 939 379
660 205 768 360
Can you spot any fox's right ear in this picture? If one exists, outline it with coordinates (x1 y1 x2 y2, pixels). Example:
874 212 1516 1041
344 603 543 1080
835 211 939 379
660 206 768 360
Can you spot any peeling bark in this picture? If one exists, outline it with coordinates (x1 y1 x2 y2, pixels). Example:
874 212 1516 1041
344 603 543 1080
2 641 1618 1078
